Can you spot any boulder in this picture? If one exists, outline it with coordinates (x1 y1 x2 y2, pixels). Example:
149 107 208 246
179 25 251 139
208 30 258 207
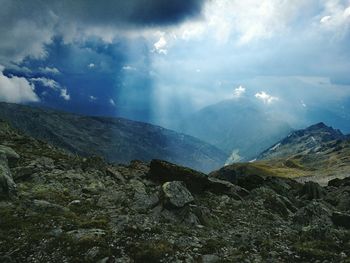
293 201 332 226
0 154 16 200
299 181 325 200
236 174 265 191
251 187 296 218
328 176 350 188
129 180 159 212
149 160 209 193
149 160 250 198
162 181 194 208
325 189 350 212
0 145 20 167
209 165 266 190
331 212 350 229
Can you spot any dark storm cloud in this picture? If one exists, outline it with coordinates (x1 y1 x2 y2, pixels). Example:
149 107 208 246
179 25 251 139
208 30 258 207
0 0 206 64
57 0 205 26
1 0 205 27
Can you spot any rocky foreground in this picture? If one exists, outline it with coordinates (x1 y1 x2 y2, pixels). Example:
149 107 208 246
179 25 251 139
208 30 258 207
1 120 350 263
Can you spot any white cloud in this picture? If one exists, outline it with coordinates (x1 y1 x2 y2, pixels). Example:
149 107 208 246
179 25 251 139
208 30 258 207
0 66 39 103
255 91 279 104
30 77 70 101
320 15 332 24
301 100 307 107
39 67 60 74
89 95 97 101
88 63 95 68
233 85 246 98
122 65 136 71
109 98 116 106
318 1 350 36
153 36 168 55
60 88 70 101
31 77 60 90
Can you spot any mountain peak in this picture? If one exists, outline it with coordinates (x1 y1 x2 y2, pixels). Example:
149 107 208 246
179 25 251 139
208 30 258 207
257 122 346 160
307 122 328 130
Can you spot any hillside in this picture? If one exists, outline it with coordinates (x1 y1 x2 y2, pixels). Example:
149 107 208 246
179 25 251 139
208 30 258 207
0 102 227 172
213 123 350 185
1 119 350 262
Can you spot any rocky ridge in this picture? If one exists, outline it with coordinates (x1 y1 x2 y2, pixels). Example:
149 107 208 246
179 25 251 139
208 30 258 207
257 122 347 160
0 120 350 262
0 102 227 173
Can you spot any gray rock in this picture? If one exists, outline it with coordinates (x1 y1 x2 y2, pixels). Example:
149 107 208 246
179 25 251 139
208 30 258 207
66 228 106 242
0 145 20 166
331 212 350 229
299 181 325 200
130 179 159 212
201 254 220 263
293 201 332 226
12 166 36 181
162 181 194 208
149 160 209 193
0 154 16 200
251 187 296 218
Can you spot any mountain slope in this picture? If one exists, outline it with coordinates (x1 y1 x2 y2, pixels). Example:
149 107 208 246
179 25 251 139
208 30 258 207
1 119 350 262
213 123 350 185
257 122 347 160
177 98 292 162
0 102 227 172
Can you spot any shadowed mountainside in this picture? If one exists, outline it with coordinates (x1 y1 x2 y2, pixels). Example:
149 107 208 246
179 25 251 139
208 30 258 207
0 102 227 172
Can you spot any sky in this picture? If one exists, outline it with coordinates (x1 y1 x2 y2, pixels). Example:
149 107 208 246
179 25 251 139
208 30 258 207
1 0 350 131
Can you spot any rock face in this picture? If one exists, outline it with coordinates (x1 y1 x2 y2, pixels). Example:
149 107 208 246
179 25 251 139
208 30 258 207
162 181 194 208
331 212 350 229
299 181 325 200
1 119 350 263
149 159 247 198
0 145 18 199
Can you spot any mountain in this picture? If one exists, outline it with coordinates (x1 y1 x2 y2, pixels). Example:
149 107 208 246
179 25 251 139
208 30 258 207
0 102 227 172
176 98 292 162
213 123 350 185
1 119 350 262
257 122 347 160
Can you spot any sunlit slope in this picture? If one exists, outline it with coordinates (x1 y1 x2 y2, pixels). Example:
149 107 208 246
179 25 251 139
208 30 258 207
211 123 350 185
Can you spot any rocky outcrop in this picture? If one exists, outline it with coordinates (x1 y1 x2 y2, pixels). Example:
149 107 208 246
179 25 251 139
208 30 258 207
331 212 350 229
1 119 350 263
162 181 194 208
0 145 19 199
299 181 325 200
149 159 209 192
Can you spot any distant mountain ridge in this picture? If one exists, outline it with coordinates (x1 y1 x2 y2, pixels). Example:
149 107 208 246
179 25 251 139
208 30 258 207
177 98 292 162
0 102 227 172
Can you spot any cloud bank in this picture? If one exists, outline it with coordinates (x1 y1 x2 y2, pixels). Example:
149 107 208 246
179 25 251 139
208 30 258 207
0 66 39 103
